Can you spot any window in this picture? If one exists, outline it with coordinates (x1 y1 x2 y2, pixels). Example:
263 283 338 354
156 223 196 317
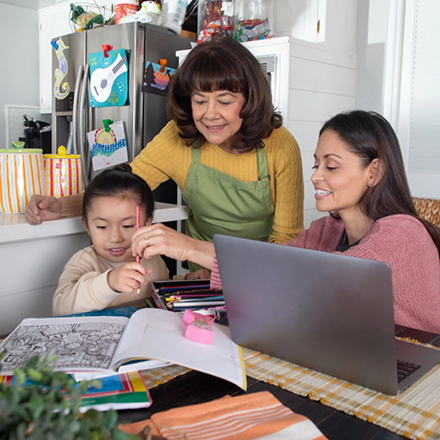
398 0 440 198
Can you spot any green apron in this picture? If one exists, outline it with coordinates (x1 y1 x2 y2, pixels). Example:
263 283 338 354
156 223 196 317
183 146 275 271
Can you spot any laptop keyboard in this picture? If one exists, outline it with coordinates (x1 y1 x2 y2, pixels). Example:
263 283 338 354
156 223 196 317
397 359 421 382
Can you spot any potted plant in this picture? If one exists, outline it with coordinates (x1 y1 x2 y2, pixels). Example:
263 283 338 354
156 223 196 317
0 353 139 439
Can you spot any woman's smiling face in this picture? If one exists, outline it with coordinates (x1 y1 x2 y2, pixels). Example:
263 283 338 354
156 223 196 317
191 89 245 152
311 129 375 218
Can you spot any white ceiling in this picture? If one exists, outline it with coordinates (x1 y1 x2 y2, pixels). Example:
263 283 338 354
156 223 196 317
0 0 66 10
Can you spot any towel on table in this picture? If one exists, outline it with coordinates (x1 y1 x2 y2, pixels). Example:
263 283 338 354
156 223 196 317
119 391 327 439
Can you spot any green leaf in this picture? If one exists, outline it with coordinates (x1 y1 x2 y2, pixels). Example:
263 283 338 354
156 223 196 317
27 368 43 382
112 428 136 440
13 368 26 388
25 355 40 371
82 408 102 424
28 395 45 419
101 409 118 431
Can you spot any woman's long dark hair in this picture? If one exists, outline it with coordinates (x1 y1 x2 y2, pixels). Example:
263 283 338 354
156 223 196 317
168 36 282 151
320 110 440 255
83 164 154 221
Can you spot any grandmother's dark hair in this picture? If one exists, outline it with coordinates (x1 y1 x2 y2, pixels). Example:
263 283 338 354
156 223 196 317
320 110 440 255
82 163 154 221
168 36 282 151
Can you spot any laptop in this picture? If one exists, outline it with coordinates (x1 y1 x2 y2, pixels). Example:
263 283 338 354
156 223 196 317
213 234 440 395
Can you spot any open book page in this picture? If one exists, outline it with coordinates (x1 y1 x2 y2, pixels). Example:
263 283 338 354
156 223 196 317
112 308 247 390
0 316 129 375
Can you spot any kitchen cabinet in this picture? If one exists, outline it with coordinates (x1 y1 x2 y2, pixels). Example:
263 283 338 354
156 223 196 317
0 203 188 336
276 0 327 43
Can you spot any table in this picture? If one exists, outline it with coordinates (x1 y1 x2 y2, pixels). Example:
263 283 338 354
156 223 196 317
117 325 440 440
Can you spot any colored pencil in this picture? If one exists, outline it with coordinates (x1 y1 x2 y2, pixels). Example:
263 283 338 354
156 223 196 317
136 206 141 295
155 284 211 293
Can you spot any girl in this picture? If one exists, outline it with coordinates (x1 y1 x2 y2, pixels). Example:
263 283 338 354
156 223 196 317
52 164 169 316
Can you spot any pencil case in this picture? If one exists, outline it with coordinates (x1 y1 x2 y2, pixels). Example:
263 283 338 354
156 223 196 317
151 279 225 314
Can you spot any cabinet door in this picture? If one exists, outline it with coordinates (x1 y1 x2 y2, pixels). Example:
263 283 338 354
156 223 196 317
38 4 73 114
276 0 326 43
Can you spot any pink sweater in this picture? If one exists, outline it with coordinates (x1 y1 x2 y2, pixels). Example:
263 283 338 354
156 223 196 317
211 214 440 333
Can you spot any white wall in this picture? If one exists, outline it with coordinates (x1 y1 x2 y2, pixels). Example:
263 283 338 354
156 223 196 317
275 0 359 227
0 4 39 147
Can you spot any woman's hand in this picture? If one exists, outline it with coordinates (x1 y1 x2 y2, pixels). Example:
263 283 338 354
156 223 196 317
107 262 152 293
131 223 216 270
25 195 62 225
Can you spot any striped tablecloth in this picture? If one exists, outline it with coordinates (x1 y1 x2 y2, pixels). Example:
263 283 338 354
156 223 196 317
242 346 440 440
141 343 440 440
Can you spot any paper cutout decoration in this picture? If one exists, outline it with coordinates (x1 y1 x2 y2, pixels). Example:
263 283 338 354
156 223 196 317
89 49 128 107
52 38 70 100
87 120 128 171
143 61 176 97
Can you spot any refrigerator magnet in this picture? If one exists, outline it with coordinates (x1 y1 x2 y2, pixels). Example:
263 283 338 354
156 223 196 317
143 60 176 97
89 49 128 107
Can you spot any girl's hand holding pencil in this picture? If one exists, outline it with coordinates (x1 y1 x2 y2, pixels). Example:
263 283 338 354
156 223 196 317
107 263 152 294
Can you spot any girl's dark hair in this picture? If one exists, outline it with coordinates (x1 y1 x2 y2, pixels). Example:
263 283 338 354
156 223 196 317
83 164 154 220
168 36 282 152
320 110 440 255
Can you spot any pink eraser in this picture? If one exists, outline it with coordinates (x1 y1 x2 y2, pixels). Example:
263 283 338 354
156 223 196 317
184 319 215 345
182 310 214 327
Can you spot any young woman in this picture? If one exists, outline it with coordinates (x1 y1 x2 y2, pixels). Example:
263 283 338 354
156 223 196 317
52 164 169 316
26 37 304 271
132 110 440 333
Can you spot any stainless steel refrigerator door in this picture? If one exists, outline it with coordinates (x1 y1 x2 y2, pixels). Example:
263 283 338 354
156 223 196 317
142 26 193 203
142 26 193 148
82 22 145 184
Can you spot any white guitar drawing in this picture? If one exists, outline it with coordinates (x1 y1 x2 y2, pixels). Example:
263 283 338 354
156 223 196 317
91 54 127 103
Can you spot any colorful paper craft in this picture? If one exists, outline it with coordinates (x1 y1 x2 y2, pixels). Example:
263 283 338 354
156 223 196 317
87 120 128 171
89 49 128 107
52 37 70 101
143 62 176 96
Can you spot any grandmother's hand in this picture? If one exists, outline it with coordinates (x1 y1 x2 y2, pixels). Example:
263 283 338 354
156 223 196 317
131 223 216 270
132 223 193 262
25 195 62 225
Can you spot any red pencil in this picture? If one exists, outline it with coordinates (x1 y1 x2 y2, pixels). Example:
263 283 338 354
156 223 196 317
136 206 141 295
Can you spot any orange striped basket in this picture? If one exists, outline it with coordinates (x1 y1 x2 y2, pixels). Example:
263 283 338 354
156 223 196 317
0 148 45 213
43 146 84 198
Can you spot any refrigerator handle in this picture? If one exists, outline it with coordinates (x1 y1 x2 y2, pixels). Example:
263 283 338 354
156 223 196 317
71 64 84 155
79 64 90 186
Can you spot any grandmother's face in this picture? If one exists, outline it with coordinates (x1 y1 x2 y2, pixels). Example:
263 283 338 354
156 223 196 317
191 89 245 153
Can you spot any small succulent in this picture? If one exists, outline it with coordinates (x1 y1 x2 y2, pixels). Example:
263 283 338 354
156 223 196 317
0 353 138 440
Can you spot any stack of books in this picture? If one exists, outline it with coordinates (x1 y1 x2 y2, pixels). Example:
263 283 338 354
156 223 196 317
1 371 152 412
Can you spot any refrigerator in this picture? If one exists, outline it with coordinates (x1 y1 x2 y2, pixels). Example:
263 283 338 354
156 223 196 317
51 22 193 202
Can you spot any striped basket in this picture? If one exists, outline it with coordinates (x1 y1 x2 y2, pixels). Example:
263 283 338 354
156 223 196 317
0 149 45 213
43 146 84 198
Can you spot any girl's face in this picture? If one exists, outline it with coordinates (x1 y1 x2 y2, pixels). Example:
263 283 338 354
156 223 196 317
82 196 150 263
191 89 245 153
311 129 377 219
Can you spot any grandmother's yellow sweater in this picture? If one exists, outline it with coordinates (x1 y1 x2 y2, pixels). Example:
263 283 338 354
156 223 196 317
131 120 304 244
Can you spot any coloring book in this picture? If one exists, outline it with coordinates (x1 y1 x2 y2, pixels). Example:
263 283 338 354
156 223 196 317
0 309 246 390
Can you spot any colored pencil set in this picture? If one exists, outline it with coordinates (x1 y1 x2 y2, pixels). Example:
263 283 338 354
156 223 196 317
151 280 225 312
